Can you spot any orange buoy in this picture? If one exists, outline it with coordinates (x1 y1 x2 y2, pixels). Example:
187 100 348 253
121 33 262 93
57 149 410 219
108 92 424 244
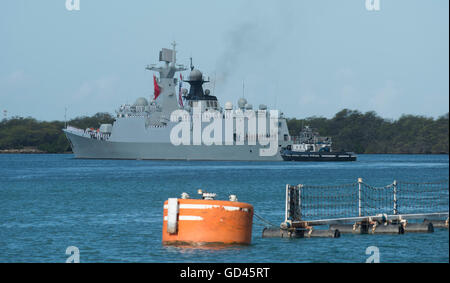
162 192 253 246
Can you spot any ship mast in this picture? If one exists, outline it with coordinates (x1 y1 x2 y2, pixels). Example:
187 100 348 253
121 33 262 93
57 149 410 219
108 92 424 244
145 41 187 79
171 41 177 67
145 42 188 117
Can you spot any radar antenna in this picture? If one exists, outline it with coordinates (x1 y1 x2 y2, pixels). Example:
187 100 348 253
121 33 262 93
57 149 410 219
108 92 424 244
171 41 177 66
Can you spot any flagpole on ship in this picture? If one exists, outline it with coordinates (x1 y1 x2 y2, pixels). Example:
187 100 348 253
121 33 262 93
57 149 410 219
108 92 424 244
64 106 67 129
213 71 216 96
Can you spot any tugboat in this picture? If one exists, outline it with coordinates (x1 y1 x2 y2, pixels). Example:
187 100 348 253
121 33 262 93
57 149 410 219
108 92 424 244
281 126 356 161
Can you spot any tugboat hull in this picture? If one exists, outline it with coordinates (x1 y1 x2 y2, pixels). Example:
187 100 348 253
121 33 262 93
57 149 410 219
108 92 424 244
281 151 357 162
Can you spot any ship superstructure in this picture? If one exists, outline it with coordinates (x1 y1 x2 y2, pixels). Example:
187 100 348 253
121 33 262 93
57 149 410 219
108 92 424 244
63 43 292 161
281 126 356 161
291 126 332 152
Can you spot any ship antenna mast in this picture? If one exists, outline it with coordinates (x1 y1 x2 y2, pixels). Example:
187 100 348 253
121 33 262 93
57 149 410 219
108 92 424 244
171 41 177 66
64 106 67 129
213 71 216 96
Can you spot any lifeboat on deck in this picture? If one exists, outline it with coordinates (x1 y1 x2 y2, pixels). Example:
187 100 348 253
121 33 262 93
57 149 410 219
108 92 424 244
162 191 254 246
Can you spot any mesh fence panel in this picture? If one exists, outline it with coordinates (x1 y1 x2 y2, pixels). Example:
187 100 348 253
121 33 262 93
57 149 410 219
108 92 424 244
360 182 395 217
300 183 358 220
292 180 449 221
396 181 449 215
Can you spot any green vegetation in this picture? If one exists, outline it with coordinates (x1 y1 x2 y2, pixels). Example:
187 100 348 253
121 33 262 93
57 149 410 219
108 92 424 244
0 110 448 154
287 109 449 154
0 113 114 153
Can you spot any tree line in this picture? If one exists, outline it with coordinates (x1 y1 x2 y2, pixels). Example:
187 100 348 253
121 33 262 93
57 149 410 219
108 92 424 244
0 109 448 154
0 113 114 153
287 109 449 154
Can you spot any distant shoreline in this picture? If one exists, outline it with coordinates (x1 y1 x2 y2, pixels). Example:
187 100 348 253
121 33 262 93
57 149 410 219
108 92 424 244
2 111 448 155
0 149 72 154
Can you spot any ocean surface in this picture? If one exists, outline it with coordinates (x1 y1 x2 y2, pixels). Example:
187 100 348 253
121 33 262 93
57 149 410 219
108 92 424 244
0 154 448 263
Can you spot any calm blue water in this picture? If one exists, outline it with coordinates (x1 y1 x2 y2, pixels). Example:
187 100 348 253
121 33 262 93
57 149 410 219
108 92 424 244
0 154 448 263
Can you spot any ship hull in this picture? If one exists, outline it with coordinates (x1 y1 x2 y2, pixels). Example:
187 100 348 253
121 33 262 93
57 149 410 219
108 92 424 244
281 150 357 162
64 131 283 161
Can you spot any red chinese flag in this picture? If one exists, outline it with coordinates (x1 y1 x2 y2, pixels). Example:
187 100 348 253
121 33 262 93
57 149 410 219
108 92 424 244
153 75 161 100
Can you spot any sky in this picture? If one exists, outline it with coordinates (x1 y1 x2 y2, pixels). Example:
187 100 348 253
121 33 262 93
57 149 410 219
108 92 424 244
0 0 448 121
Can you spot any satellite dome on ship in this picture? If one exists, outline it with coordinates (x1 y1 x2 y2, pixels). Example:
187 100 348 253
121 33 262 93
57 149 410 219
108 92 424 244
238 98 247 109
134 97 149 107
188 69 203 81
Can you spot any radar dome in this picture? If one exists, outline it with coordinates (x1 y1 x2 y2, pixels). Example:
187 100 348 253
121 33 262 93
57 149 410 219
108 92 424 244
238 98 247 109
134 97 149 106
189 69 203 81
225 102 233 110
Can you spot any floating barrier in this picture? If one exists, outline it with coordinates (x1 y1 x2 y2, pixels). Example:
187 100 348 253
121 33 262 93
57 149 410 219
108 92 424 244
369 223 404 234
423 219 448 229
329 224 365 234
329 223 404 234
403 222 434 233
162 191 253 246
262 228 340 238
264 179 449 240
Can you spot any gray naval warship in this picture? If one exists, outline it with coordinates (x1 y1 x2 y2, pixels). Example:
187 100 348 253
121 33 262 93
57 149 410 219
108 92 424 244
63 43 292 161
